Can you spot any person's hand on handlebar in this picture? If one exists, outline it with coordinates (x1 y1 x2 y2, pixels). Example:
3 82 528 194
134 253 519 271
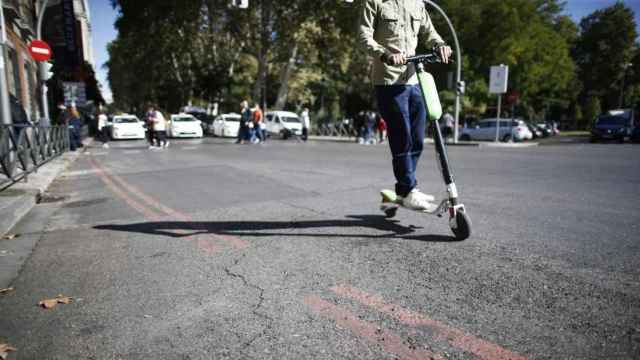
436 44 452 64
382 52 407 66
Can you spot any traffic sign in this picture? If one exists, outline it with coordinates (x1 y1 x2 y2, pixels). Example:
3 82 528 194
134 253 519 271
28 40 52 62
489 65 509 94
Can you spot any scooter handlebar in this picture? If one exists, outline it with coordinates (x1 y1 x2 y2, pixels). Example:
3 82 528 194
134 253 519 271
405 53 442 64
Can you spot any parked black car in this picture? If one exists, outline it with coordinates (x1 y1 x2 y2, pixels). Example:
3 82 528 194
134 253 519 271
590 110 634 143
631 126 640 143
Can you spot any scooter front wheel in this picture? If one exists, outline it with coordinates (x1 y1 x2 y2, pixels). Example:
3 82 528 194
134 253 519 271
451 211 472 240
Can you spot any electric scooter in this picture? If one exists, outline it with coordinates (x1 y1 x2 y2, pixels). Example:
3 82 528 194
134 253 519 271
380 52 472 241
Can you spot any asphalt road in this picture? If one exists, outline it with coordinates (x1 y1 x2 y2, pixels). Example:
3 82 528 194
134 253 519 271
1 137 639 359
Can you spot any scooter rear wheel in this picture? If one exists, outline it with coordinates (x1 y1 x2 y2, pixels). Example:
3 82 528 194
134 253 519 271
452 211 472 240
384 207 398 219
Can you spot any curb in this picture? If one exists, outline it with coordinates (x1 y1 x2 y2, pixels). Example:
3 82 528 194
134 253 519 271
308 136 539 148
308 136 356 143
0 140 90 237
479 142 539 148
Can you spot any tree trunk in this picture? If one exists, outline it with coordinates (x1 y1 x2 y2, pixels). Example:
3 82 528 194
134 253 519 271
252 0 271 108
274 43 299 110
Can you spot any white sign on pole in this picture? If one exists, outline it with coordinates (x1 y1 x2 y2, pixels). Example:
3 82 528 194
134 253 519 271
63 82 87 106
489 65 509 94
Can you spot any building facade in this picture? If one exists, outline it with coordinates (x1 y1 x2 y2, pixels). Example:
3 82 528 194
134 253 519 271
1 0 97 123
2 0 40 121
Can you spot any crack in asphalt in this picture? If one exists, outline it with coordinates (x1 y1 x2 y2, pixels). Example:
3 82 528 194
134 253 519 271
223 254 274 350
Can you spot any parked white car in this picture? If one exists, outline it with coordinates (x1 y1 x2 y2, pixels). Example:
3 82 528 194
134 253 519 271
459 118 532 142
265 111 303 139
211 113 241 137
167 113 203 138
109 115 145 140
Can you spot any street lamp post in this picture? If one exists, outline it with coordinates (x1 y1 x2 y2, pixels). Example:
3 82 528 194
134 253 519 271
37 0 50 120
0 0 13 125
423 0 462 143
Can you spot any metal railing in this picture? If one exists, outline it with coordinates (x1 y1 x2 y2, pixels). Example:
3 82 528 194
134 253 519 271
0 124 69 190
315 121 359 138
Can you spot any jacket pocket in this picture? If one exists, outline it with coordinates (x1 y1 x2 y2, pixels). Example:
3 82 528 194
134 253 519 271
380 4 399 33
411 14 423 34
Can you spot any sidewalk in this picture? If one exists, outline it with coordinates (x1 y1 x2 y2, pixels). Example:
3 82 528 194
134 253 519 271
309 135 539 147
0 145 86 237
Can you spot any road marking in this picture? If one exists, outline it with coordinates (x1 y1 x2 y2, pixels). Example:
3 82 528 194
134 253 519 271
304 296 443 360
331 285 527 360
88 157 163 221
64 169 101 177
87 157 247 253
101 173 248 250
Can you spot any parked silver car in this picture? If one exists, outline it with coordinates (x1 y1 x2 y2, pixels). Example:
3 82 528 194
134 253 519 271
459 119 533 142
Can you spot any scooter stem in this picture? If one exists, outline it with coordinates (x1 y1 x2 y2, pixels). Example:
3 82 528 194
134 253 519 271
415 63 457 204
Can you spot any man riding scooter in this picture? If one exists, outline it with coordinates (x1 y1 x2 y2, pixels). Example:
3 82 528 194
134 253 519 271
359 0 452 210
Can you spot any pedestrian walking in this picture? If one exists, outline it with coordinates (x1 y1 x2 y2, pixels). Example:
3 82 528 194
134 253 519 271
252 103 264 143
364 110 377 145
359 0 452 210
145 106 156 149
97 110 109 148
301 107 310 142
237 101 251 144
153 109 168 148
68 106 83 151
55 103 67 126
442 112 454 140
377 116 387 143
355 110 366 143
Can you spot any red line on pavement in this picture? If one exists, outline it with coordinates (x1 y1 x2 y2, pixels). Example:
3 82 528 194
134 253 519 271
331 285 528 360
304 296 443 360
89 157 163 221
103 168 249 250
88 157 225 254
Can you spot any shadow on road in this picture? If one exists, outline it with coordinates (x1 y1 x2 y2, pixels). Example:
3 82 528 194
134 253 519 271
94 215 458 243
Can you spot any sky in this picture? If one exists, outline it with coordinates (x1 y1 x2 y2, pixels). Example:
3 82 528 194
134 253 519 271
88 0 118 103
89 0 640 104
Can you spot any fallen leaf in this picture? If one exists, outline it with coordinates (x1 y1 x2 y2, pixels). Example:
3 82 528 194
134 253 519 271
2 234 18 240
0 287 14 294
38 294 73 309
39 298 58 309
0 343 17 359
56 294 73 304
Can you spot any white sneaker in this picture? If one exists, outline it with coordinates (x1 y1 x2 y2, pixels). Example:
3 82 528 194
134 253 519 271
102 143 109 148
400 189 436 211
164 141 170 148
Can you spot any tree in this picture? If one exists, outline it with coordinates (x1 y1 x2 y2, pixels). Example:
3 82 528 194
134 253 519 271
434 0 577 121
574 3 638 110
583 96 601 129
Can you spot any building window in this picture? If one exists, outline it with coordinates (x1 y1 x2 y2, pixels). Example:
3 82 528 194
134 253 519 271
24 62 36 120
5 47 20 99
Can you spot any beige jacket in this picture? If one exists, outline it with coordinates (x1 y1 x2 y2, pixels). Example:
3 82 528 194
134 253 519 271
359 0 445 86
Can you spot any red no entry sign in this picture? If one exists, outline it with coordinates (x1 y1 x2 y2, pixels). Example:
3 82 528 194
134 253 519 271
28 40 52 62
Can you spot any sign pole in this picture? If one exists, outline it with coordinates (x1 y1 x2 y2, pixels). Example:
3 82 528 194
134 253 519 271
510 103 515 142
495 94 502 142
0 0 13 126
489 64 508 143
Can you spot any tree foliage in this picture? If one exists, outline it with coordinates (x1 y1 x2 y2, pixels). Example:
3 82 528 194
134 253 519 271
105 0 638 128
